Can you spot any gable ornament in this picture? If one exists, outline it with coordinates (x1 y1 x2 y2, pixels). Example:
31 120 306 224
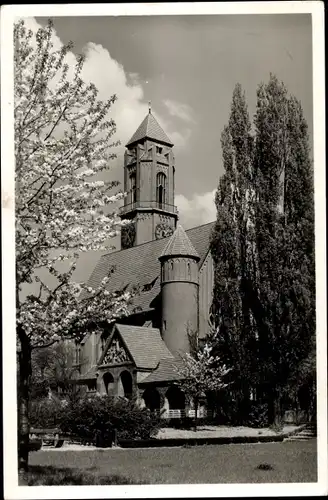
102 338 130 365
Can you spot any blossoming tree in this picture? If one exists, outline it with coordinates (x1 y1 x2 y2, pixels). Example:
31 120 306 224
176 334 230 430
15 19 133 478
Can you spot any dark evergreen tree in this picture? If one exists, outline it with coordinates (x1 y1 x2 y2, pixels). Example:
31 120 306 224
211 75 315 425
210 84 257 424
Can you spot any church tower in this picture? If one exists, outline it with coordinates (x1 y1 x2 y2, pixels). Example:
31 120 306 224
159 225 200 355
120 107 178 249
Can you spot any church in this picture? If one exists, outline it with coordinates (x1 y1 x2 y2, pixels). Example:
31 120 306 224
74 108 216 417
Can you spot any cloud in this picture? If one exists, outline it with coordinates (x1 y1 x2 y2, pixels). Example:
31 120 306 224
164 99 195 123
160 124 191 149
20 17 188 155
175 189 217 229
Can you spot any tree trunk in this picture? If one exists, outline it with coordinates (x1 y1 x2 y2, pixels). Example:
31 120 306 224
17 326 31 484
193 398 198 432
273 395 282 426
267 387 282 426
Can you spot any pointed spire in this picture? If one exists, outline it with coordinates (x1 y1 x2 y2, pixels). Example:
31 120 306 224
148 101 152 114
159 225 200 260
126 109 173 147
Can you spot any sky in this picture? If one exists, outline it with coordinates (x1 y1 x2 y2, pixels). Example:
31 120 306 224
21 13 313 289
34 14 313 224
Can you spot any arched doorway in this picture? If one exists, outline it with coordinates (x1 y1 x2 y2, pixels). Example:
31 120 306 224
103 372 114 395
118 370 133 399
166 385 185 410
143 387 161 411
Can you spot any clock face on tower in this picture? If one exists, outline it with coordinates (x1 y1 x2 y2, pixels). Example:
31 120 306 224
155 223 174 240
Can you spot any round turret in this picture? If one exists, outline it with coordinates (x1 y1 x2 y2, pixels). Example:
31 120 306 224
159 225 200 355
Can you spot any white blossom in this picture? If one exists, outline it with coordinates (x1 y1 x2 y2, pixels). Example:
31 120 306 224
15 19 136 348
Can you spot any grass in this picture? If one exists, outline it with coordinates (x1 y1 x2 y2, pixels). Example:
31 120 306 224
26 465 142 486
28 439 317 485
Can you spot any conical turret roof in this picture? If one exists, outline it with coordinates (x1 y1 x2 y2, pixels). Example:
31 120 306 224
126 110 173 147
159 225 200 260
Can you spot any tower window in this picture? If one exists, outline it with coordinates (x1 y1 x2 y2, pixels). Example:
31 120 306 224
156 172 166 208
156 146 163 155
130 173 137 203
173 166 175 197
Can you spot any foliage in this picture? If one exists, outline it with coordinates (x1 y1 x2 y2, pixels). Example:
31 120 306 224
246 402 269 429
14 18 136 474
210 83 258 423
30 341 81 399
252 75 315 422
176 336 230 429
15 18 134 348
60 394 162 443
29 397 65 428
210 74 315 424
177 345 230 401
206 389 240 425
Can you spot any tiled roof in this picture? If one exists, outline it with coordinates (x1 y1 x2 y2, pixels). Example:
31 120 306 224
126 111 173 147
85 221 215 312
160 224 200 260
139 357 186 384
116 324 173 369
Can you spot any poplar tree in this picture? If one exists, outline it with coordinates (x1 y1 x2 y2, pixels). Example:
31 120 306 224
210 84 257 423
15 20 133 479
211 75 315 425
253 75 315 423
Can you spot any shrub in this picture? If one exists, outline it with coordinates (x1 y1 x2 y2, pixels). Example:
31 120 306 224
29 397 66 429
30 380 49 400
246 402 269 428
29 438 42 452
256 463 274 471
59 394 161 445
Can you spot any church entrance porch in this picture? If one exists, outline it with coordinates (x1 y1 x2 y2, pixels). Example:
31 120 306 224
117 370 133 400
142 387 161 412
97 365 136 400
103 372 115 396
141 384 192 419
164 385 186 419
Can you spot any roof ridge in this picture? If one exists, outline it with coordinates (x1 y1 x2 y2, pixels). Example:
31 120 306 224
116 323 160 333
98 221 216 259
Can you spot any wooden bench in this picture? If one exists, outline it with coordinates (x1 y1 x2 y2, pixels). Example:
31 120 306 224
29 428 65 448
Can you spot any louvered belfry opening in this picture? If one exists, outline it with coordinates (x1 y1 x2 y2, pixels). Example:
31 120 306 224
156 172 166 209
130 172 137 204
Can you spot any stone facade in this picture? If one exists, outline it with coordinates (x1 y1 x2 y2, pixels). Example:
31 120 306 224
74 111 215 416
120 111 178 247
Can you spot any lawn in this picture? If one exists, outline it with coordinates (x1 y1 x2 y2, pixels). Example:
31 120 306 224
28 439 317 485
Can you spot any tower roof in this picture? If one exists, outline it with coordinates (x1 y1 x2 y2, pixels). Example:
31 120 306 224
126 110 173 147
159 224 200 260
